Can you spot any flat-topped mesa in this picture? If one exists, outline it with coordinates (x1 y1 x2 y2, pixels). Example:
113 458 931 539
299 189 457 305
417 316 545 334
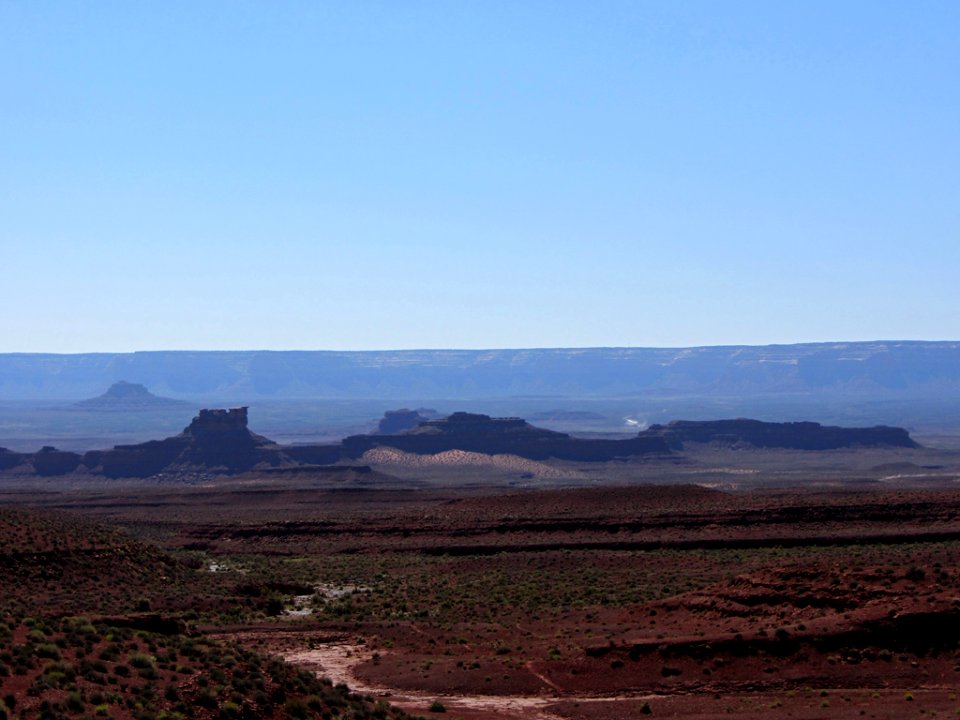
342 411 669 461
75 381 188 409
102 381 153 399
413 412 553 436
32 446 82 476
639 419 920 450
377 409 430 435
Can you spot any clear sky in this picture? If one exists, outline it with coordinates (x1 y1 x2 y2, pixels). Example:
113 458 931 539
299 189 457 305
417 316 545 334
2 1 958 352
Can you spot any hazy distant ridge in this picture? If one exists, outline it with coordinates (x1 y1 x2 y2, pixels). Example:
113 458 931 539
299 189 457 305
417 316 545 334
1 342 959 401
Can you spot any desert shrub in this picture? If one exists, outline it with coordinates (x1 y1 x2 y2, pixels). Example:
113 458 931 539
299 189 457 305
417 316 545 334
66 692 84 712
35 643 61 661
429 701 446 713
283 698 309 719
218 702 241 719
43 661 76 683
130 653 155 669
195 688 218 709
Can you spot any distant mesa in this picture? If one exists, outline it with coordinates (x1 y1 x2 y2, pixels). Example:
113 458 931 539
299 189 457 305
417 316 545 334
0 447 26 471
638 419 920 450
8 342 960 402
376 408 440 434
0 445 83 476
0 411 922 479
32 446 82 476
343 411 670 462
75 381 188 410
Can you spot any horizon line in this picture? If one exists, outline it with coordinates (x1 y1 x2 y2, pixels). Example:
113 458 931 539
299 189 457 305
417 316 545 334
2 339 959 356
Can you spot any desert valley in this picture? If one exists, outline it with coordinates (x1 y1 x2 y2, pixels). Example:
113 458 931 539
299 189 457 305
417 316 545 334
3 365 960 720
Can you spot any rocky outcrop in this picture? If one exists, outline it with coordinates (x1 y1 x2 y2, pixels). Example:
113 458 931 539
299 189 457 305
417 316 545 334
82 407 287 478
639 419 920 450
376 409 435 434
74 381 188 410
0 447 25 471
2 411 921 480
31 446 83 476
342 411 670 461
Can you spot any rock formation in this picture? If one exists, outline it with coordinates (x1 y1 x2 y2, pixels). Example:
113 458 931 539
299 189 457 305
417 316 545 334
638 419 920 450
0 410 922 479
0 447 25 471
82 407 286 478
75 381 188 410
31 446 83 476
342 412 670 461
376 408 437 434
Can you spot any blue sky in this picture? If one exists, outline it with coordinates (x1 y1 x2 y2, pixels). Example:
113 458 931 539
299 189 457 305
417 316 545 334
2 1 957 352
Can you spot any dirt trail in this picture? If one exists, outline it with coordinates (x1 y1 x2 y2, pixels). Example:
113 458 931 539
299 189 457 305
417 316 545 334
283 641 562 720
522 661 564 694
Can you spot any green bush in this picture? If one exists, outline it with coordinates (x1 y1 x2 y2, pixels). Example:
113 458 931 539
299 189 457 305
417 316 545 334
36 643 61 660
283 698 309 719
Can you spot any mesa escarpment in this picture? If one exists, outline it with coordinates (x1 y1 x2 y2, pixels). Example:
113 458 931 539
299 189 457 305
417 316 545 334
0 410 924 479
639 418 919 450
341 411 671 461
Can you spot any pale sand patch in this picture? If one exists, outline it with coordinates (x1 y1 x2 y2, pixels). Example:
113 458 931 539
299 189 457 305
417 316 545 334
361 447 587 480
284 640 560 720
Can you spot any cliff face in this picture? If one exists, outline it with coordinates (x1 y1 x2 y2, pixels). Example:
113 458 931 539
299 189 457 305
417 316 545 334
639 419 920 450
343 412 670 461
